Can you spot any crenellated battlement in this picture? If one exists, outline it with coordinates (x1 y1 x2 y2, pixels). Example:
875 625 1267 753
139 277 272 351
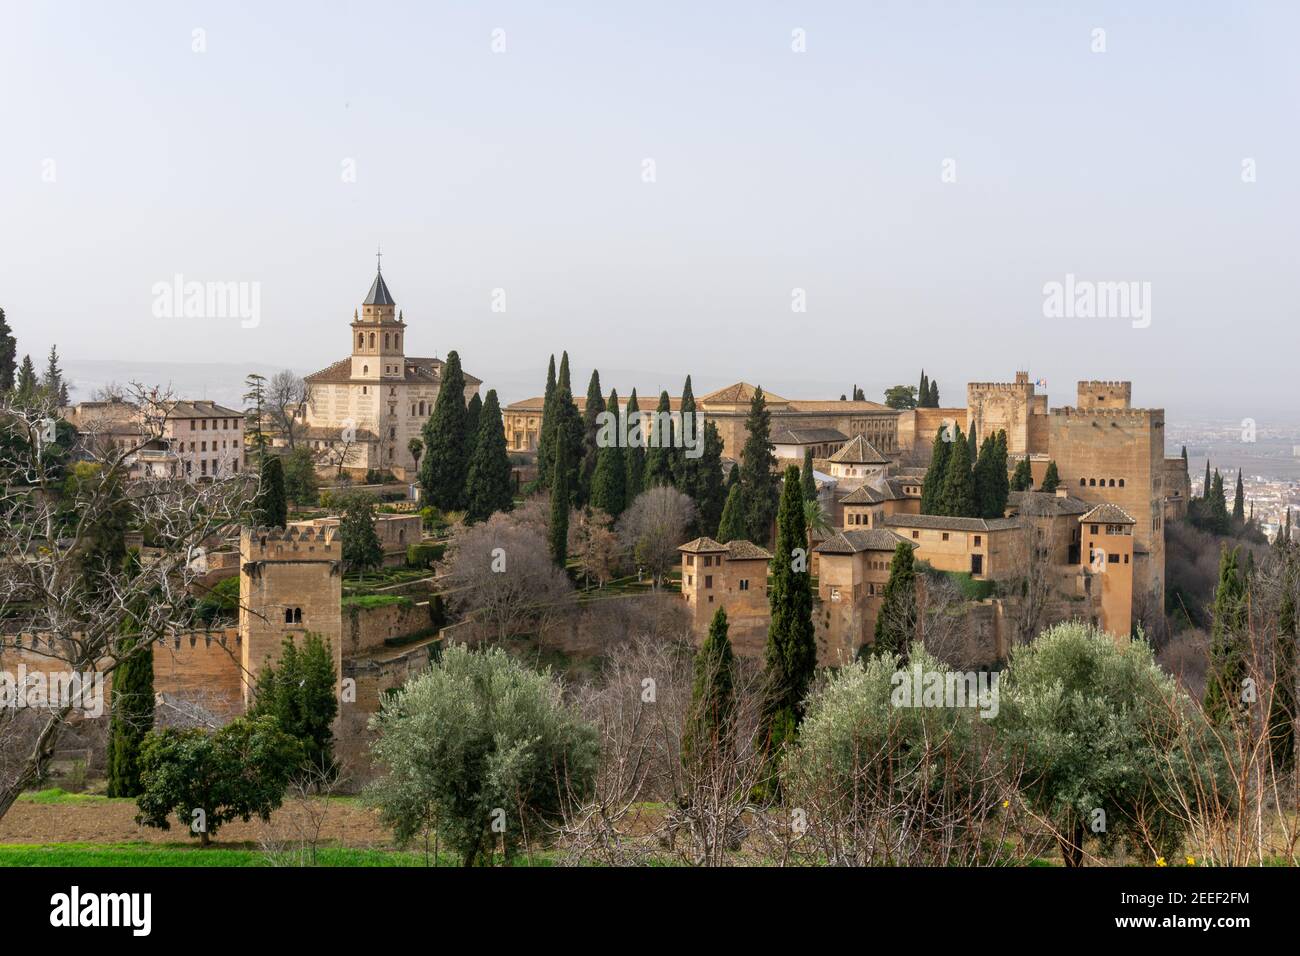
1050 405 1162 424
967 381 1036 393
240 525 340 561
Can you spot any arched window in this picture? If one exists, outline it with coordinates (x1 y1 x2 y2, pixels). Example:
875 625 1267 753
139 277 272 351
419 400 425 415
1089 478 1096 486
369 332 375 348
384 333 391 349
1108 478 1115 487
1118 478 1125 487
1080 478 1086 486
358 333 364 348
293 608 303 624
363 366 368 375
284 609 293 624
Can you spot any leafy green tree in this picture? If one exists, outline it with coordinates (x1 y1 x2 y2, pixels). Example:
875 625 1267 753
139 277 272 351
1204 546 1249 724
716 483 745 543
883 385 918 409
0 307 15 392
852 385 866 401
1010 456 1033 492
920 427 951 514
135 716 303 846
465 389 514 523
762 467 815 763
579 369 605 503
683 607 736 771
419 350 470 510
643 390 675 488
106 555 154 798
407 437 423 475
42 345 66 405
549 431 570 568
871 542 918 660
249 633 339 778
280 446 319 506
537 355 558 488
1040 460 1060 493
589 389 626 518
242 373 269 463
339 492 383 575
939 423 975 517
623 388 645 501
740 387 778 545
996 622 1215 867
254 455 287 527
365 644 599 865
801 448 817 501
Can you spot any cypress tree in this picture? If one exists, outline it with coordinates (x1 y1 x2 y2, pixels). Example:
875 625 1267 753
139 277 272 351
716 482 746 543
991 430 1010 514
255 455 287 527
643 390 675 488
464 392 483 449
726 462 740 493
548 353 583 507
1233 469 1245 524
801 448 817 502
672 375 697 489
973 435 997 518
918 370 930 408
419 350 469 511
682 607 736 771
624 389 645 501
920 428 952 514
695 421 727 537
871 542 918 661
339 492 383 575
1204 546 1249 724
1267 563 1296 769
14 354 37 405
537 355 558 488
1210 469 1230 534
1010 456 1033 492
1203 459 1211 498
42 345 64 403
106 553 154 798
580 369 605 503
928 379 939 407
939 423 976 517
465 390 514 522
762 467 815 757
0 307 15 392
740 387 778 546
549 432 570 569
589 389 627 518
1040 460 1060 493
967 426 977 461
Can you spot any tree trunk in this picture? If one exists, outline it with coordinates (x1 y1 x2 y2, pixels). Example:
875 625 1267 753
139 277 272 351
0 705 74 823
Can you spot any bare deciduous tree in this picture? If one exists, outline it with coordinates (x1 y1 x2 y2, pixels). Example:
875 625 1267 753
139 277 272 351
617 487 695 588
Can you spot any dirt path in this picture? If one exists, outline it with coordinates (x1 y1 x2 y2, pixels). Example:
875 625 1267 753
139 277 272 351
0 799 395 848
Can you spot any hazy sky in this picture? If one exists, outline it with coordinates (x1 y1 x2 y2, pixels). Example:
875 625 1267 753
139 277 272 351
2 1 1297 418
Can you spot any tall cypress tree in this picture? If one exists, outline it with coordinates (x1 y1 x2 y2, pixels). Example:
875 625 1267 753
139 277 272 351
14 354 37 405
106 553 153 798
537 355 558 488
939 423 976 517
920 428 952 514
800 448 817 501
871 542 918 661
1268 562 1296 769
548 353 583 507
672 375 697 489
0 307 16 392
1210 469 1230 534
716 482 745 543
1233 469 1245 524
1040 460 1060 493
694 421 727 537
762 467 815 759
1203 459 1212 498
682 607 736 771
1204 546 1248 724
740 387 778 545
255 455 287 527
580 369 605 504
991 430 1010 513
465 390 514 523
973 435 997 518
549 431 570 569
589 388 626 518
464 392 483 450
42 345 65 404
624 388 645 502
643 390 675 488
918 370 929 408
928 379 939 407
419 350 469 510
1010 456 1033 492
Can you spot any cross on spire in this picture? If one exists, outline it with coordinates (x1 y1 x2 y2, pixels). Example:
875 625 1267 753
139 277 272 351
376 244 383 273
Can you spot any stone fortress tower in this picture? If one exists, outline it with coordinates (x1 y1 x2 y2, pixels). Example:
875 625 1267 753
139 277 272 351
238 526 343 709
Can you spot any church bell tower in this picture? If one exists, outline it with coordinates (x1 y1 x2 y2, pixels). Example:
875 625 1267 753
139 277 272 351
350 249 407 382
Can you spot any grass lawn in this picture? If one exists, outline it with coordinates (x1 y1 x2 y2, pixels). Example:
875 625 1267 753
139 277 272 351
0 842 446 867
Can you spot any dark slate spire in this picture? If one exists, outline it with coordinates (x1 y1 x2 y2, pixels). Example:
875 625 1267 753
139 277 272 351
363 246 396 306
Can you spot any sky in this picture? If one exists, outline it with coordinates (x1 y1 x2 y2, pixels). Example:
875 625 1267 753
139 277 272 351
1 1 1297 419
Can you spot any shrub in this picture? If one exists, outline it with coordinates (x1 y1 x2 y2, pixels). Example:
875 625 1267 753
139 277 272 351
196 575 240 625
365 644 599 865
248 633 339 779
405 542 446 568
135 716 303 846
